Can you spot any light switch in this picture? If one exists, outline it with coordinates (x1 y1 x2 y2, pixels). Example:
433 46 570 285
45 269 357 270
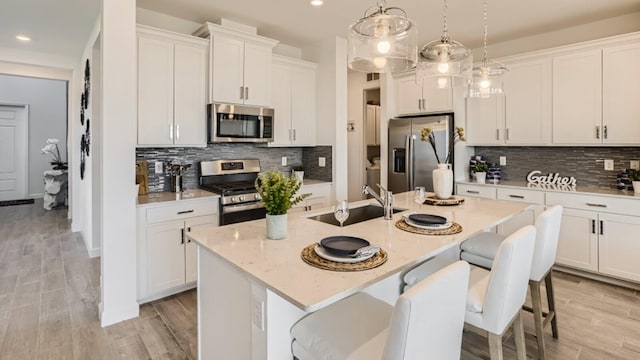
281 157 287 166
604 159 614 171
631 160 640 170
499 156 507 166
319 157 326 167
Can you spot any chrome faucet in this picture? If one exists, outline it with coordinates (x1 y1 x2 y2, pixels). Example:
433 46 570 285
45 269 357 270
362 184 393 220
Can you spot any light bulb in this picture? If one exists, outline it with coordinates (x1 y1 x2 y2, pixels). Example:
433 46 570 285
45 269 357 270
437 77 449 89
437 62 450 74
373 57 387 69
309 0 323 6
376 40 391 54
480 78 490 88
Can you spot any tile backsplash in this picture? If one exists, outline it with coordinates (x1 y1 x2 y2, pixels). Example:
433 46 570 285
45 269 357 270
137 144 332 193
474 146 640 189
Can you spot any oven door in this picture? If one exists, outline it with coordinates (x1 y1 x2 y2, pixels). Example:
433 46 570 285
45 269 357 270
209 103 274 143
220 202 267 225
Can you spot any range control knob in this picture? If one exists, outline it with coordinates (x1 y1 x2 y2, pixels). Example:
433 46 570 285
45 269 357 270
238 195 246 202
229 196 237 203
254 194 260 200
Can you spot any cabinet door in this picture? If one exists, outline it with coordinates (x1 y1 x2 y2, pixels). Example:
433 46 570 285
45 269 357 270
174 42 207 146
465 96 504 145
395 75 423 116
147 220 186 294
137 35 174 145
422 81 453 113
503 58 551 144
212 35 245 104
552 49 602 144
270 62 292 145
243 43 272 106
598 213 640 282
291 65 316 145
366 105 377 146
555 208 598 272
603 43 640 144
184 215 218 284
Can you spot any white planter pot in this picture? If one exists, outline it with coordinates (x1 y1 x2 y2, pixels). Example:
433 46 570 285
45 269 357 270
475 172 487 184
432 163 453 199
266 214 287 240
633 181 640 194
293 171 304 184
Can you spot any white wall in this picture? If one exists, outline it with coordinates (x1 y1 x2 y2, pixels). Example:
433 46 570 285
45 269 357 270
136 7 201 35
0 74 68 197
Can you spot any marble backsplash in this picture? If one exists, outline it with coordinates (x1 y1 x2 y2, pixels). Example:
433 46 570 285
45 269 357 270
137 144 332 193
474 146 640 189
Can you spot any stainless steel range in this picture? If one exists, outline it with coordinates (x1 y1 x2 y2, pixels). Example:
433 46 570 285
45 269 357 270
199 159 266 225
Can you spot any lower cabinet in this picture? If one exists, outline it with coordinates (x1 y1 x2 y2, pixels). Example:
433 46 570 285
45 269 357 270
138 198 219 303
292 182 332 212
555 209 599 272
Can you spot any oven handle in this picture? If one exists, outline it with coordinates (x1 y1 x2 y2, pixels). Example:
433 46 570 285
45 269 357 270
223 202 265 214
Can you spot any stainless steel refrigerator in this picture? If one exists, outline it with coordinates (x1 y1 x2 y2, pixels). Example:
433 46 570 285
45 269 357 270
388 114 454 193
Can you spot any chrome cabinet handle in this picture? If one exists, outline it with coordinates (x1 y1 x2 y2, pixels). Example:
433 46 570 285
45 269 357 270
586 203 607 208
177 210 194 215
506 128 510 140
240 86 244 100
509 194 525 199
595 125 600 139
245 87 249 100
175 124 180 139
496 129 500 140
288 129 292 141
293 129 296 141
169 124 173 139
604 125 608 139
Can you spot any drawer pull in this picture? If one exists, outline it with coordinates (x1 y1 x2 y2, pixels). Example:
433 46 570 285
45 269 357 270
177 210 195 215
585 203 607 208
591 219 596 234
181 228 185 244
466 190 480 194
509 194 525 199
600 220 604 235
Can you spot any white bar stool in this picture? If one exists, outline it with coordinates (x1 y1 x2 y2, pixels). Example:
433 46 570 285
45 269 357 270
290 261 470 360
460 205 563 360
404 225 537 360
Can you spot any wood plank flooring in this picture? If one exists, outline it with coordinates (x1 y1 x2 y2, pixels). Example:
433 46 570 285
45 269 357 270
1 200 639 359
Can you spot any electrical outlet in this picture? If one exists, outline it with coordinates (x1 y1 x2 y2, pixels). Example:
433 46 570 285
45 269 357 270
252 297 264 331
631 160 640 170
499 156 507 166
604 159 614 171
281 156 287 166
154 161 163 174
319 157 326 167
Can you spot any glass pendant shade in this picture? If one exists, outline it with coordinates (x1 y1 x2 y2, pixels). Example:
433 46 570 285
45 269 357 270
468 61 507 98
417 39 473 88
348 2 417 73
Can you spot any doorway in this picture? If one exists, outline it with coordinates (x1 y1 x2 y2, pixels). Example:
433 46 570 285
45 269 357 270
363 88 381 197
0 104 28 201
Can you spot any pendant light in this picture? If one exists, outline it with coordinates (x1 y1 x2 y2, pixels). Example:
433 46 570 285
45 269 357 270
348 0 417 73
468 0 507 98
416 0 472 87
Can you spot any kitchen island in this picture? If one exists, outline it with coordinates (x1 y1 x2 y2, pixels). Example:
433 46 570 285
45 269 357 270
187 192 531 359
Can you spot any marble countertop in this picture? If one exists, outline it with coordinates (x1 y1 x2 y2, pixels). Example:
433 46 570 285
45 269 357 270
137 188 220 207
187 192 530 312
300 179 332 186
458 180 640 199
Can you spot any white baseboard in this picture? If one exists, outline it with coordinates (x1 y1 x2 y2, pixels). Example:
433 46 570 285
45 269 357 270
99 302 139 327
77 231 101 258
88 247 101 258
27 193 44 199
137 282 196 304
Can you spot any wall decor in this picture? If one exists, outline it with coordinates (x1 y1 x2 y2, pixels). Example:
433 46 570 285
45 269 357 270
526 170 577 186
84 119 91 156
84 59 91 109
80 134 86 180
80 106 84 125
79 58 91 180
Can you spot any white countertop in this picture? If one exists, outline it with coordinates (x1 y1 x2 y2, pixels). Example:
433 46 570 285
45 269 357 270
137 188 219 207
187 192 530 312
300 179 332 186
458 180 640 199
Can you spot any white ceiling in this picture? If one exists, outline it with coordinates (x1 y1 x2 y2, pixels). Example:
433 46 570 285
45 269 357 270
1 0 639 61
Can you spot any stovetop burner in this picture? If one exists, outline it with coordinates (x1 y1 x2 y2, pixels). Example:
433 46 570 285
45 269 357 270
201 181 257 196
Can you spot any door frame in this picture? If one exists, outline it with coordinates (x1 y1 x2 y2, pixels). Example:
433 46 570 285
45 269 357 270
0 102 29 201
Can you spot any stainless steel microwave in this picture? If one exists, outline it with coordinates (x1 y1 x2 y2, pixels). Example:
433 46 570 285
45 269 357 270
208 103 274 143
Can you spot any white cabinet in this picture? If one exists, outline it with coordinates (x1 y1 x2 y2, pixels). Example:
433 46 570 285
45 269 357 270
598 213 640 282
456 184 496 199
366 105 380 146
394 74 452 116
552 49 603 144
554 208 599 271
196 23 278 107
270 55 317 146
602 42 640 144
137 26 208 146
292 182 332 212
137 197 219 302
465 96 504 145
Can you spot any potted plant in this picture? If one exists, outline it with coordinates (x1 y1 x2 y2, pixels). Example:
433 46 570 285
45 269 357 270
474 163 489 184
629 169 640 194
41 138 67 170
292 165 305 184
255 171 310 239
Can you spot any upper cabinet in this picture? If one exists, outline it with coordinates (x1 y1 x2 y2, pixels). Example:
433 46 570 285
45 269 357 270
366 104 381 146
465 95 504 145
137 26 208 147
195 22 278 107
269 55 317 146
394 73 452 116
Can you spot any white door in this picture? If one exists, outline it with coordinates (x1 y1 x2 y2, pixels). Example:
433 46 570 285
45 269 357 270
422 81 453 113
146 220 186 294
290 65 316 146
212 35 245 104
270 62 292 146
243 43 272 107
174 41 208 146
365 105 377 146
598 213 640 282
0 105 27 201
555 208 599 272
465 96 505 145
395 75 423 115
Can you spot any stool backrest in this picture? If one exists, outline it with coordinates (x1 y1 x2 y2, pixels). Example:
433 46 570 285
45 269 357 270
383 261 470 360
531 205 563 281
482 225 536 334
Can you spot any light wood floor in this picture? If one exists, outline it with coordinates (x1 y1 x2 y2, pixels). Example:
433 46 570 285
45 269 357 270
1 201 639 359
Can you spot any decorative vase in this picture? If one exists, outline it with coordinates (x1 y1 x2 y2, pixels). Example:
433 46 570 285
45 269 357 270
293 171 304 184
475 172 487 184
633 181 640 194
266 214 287 240
432 163 453 199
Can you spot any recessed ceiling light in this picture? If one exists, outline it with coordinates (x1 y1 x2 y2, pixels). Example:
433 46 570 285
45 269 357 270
16 35 31 42
310 0 323 7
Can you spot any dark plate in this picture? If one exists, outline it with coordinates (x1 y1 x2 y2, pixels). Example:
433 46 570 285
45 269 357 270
408 214 447 225
320 236 370 256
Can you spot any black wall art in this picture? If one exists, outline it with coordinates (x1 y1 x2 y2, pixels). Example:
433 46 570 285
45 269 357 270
80 58 91 180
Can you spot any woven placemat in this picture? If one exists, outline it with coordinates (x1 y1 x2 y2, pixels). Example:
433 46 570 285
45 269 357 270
395 219 463 235
423 195 465 206
301 244 388 272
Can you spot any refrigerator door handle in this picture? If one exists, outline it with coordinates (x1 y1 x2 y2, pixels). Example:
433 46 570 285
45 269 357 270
408 135 415 190
405 135 412 190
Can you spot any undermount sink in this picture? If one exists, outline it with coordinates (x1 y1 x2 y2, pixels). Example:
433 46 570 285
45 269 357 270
307 204 405 227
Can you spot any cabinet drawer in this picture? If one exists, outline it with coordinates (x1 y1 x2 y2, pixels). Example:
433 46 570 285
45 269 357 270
546 192 640 216
146 199 218 224
457 184 496 199
497 188 545 204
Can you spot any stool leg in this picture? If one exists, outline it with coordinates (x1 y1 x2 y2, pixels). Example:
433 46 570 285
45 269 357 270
545 272 559 339
513 312 527 360
488 332 504 360
530 280 547 360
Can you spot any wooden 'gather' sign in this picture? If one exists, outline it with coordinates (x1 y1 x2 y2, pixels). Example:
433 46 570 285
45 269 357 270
526 170 577 186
